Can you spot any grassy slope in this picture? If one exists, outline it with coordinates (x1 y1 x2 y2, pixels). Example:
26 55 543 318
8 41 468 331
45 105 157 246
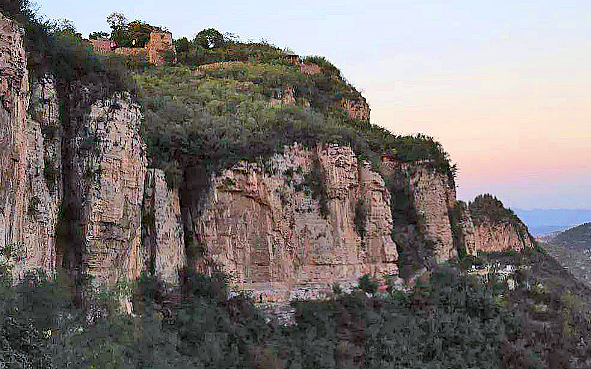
552 223 591 250
134 61 455 187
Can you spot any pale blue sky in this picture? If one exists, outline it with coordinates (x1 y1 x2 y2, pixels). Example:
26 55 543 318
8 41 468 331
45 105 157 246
36 0 591 209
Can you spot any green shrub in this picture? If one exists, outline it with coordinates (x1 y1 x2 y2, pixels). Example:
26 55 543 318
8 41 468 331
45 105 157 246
358 274 378 295
354 199 367 239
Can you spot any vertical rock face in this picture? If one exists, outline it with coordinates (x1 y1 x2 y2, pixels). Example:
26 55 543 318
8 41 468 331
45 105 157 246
454 201 477 256
63 94 147 285
142 169 185 284
465 194 535 254
386 162 457 273
0 13 29 270
17 76 62 276
341 98 370 121
187 144 398 301
472 221 534 253
0 15 61 277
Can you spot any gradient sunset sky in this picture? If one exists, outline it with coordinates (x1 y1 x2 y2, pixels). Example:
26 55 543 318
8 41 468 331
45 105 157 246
38 0 591 209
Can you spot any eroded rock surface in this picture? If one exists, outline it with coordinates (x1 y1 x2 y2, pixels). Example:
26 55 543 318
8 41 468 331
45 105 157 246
187 144 398 301
0 15 62 277
341 98 370 121
143 169 185 284
62 93 147 285
473 221 534 253
385 162 457 275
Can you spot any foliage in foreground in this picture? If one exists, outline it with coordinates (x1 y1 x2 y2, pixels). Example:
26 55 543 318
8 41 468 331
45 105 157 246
3 254 591 368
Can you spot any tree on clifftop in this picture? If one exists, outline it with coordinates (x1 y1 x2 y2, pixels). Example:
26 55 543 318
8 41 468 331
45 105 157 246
89 31 109 39
194 28 225 49
105 13 162 47
107 12 128 45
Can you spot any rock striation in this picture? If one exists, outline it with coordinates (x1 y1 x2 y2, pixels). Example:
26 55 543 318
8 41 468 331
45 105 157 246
472 220 534 253
0 13 537 306
0 14 62 277
466 194 536 254
383 161 457 276
185 144 398 301
341 98 370 121
66 94 147 285
142 169 186 284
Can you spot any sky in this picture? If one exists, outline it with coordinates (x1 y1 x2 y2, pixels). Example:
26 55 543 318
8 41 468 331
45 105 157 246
36 0 591 210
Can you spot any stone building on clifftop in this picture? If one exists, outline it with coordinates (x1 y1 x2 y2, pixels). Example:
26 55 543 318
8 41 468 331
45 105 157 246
89 31 174 66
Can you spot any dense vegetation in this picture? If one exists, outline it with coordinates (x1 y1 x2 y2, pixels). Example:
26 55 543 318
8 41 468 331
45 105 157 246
2 248 591 368
135 62 455 187
469 194 524 227
553 222 591 250
1 0 137 106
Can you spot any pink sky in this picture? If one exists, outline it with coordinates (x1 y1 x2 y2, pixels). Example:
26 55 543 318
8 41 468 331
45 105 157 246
39 0 591 209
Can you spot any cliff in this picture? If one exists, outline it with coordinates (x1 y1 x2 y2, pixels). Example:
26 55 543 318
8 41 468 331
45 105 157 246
0 12 535 305
467 194 535 253
184 144 397 301
0 15 62 277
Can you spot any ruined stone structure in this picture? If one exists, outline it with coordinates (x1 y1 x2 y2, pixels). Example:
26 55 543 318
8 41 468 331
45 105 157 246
89 31 174 66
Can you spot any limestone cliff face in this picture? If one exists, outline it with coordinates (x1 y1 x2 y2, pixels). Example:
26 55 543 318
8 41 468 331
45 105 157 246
17 76 62 276
185 144 397 300
341 98 370 121
142 169 185 283
472 221 534 253
0 13 30 271
454 201 477 256
463 194 535 254
0 15 62 277
385 162 457 275
62 93 147 285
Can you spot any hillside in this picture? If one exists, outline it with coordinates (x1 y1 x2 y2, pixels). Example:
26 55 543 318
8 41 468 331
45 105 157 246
552 222 591 250
3 2 591 368
0 0 536 297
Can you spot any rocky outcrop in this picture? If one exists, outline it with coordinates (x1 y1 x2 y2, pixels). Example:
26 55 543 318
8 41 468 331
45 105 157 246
62 94 147 285
17 76 63 277
385 162 457 275
466 194 535 254
472 221 534 252
454 201 477 256
300 63 322 75
269 86 296 106
185 144 398 301
0 15 62 277
341 98 370 121
0 13 29 272
142 169 185 283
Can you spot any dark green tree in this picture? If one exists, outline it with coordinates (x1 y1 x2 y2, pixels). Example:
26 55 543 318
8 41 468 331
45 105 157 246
127 20 156 47
88 31 109 39
194 28 225 49
106 12 129 46
175 37 190 53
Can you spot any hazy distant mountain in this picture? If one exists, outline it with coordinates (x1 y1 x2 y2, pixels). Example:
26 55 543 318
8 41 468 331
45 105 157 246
513 208 591 235
552 222 591 250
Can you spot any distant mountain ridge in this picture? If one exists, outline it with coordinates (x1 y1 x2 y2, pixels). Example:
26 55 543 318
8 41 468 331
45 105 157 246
552 222 591 250
513 208 591 235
